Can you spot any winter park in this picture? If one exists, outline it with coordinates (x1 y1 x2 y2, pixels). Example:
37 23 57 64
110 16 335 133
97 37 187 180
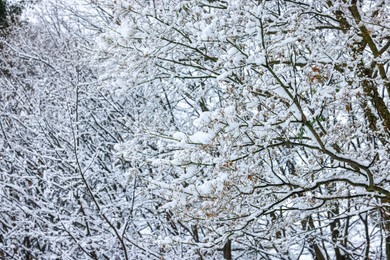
1 0 390 259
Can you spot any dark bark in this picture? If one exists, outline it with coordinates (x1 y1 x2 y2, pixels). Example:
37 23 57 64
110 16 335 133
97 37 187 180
223 239 232 260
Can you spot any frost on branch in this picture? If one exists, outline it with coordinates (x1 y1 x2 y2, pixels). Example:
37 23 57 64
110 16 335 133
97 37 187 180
2 0 390 259
99 0 390 258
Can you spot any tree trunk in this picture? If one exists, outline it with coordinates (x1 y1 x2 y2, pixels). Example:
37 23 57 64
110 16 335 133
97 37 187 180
223 239 232 260
381 198 390 260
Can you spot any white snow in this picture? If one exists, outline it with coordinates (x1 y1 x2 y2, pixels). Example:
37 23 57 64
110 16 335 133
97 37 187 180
189 131 213 144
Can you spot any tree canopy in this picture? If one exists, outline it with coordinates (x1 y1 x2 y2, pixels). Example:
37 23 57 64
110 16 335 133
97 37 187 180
1 0 390 259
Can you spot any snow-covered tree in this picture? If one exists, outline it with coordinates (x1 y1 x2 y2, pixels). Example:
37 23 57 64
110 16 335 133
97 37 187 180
1 0 389 259
0 1 172 258
95 0 390 259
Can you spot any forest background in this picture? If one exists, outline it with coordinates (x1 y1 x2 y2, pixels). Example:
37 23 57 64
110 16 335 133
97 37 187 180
1 0 390 259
